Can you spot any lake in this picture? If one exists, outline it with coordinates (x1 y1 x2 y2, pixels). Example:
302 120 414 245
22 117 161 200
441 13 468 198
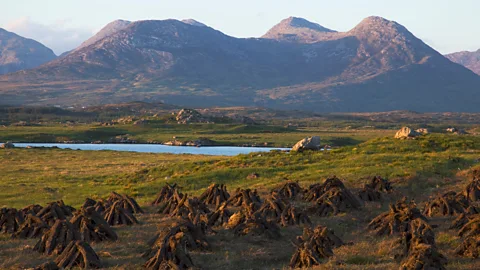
9 143 290 156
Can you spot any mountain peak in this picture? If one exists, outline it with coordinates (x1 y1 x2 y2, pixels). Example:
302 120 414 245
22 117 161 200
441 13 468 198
279 17 335 32
446 49 480 75
262 16 336 43
73 19 132 52
0 28 56 74
350 16 407 35
182 19 207 27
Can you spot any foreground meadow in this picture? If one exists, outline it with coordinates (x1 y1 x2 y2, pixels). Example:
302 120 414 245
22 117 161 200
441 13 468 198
1 133 480 269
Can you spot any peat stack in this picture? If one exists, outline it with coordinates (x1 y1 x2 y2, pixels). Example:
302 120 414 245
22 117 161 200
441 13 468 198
358 176 393 202
256 194 311 226
423 191 467 217
199 183 230 207
279 204 311 227
170 194 210 219
151 183 179 206
36 200 75 226
399 244 447 270
157 190 183 215
395 218 436 259
289 226 344 268
13 214 49 239
71 206 118 242
303 177 349 202
0 207 24 233
273 181 303 200
207 201 231 227
458 215 480 238
228 209 281 238
34 219 81 255
107 192 143 214
103 201 139 226
455 236 480 258
54 240 102 269
21 204 43 217
145 219 210 258
227 188 262 209
304 177 361 216
81 198 109 215
144 240 195 270
463 177 480 201
309 184 362 216
368 198 428 236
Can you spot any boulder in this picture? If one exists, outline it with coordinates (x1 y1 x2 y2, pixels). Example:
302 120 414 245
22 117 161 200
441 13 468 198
0 141 15 149
416 128 429 134
446 127 467 135
291 136 321 152
394 127 420 139
176 109 209 124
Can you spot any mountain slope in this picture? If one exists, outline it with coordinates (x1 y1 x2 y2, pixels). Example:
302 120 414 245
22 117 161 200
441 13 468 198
1 17 480 112
0 28 56 75
71 19 132 53
446 49 480 75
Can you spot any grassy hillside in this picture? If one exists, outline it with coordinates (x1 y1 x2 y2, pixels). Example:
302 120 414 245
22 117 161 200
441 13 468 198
1 134 480 269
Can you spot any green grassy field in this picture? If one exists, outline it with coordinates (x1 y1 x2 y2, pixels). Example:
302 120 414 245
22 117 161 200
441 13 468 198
1 132 480 269
0 122 394 148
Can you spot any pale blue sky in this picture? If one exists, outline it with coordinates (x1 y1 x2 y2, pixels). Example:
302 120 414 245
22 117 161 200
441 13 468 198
1 0 479 55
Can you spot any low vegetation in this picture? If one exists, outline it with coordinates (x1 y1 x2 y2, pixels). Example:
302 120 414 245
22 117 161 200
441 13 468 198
2 120 480 268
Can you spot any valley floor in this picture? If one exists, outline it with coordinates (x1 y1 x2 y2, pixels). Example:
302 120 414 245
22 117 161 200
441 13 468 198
1 133 480 269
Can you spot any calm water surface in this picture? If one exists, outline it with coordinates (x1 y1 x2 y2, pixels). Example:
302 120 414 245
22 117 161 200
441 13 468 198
10 143 290 156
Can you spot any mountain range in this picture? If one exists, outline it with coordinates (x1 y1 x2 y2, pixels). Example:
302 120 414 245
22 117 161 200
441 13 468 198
0 28 56 75
446 49 480 75
0 16 480 112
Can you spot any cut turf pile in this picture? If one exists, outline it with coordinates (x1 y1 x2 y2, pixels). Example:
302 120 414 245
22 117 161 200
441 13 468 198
368 197 428 236
207 201 231 227
54 240 103 269
34 219 81 255
358 176 393 202
399 243 447 270
169 194 210 219
457 215 480 238
289 225 345 268
103 200 139 226
143 219 208 269
70 206 118 242
36 200 75 226
455 236 480 258
305 177 362 216
12 214 49 239
257 193 311 227
199 183 230 207
273 181 303 200
106 192 144 214
151 183 179 206
21 204 43 217
227 207 281 238
0 207 24 233
423 191 468 217
227 188 262 209
463 174 480 201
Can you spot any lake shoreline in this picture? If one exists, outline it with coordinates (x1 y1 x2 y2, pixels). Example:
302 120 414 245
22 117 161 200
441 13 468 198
3 142 291 156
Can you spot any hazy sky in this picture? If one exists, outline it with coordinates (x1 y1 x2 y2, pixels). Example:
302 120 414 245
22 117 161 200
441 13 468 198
1 0 479 55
